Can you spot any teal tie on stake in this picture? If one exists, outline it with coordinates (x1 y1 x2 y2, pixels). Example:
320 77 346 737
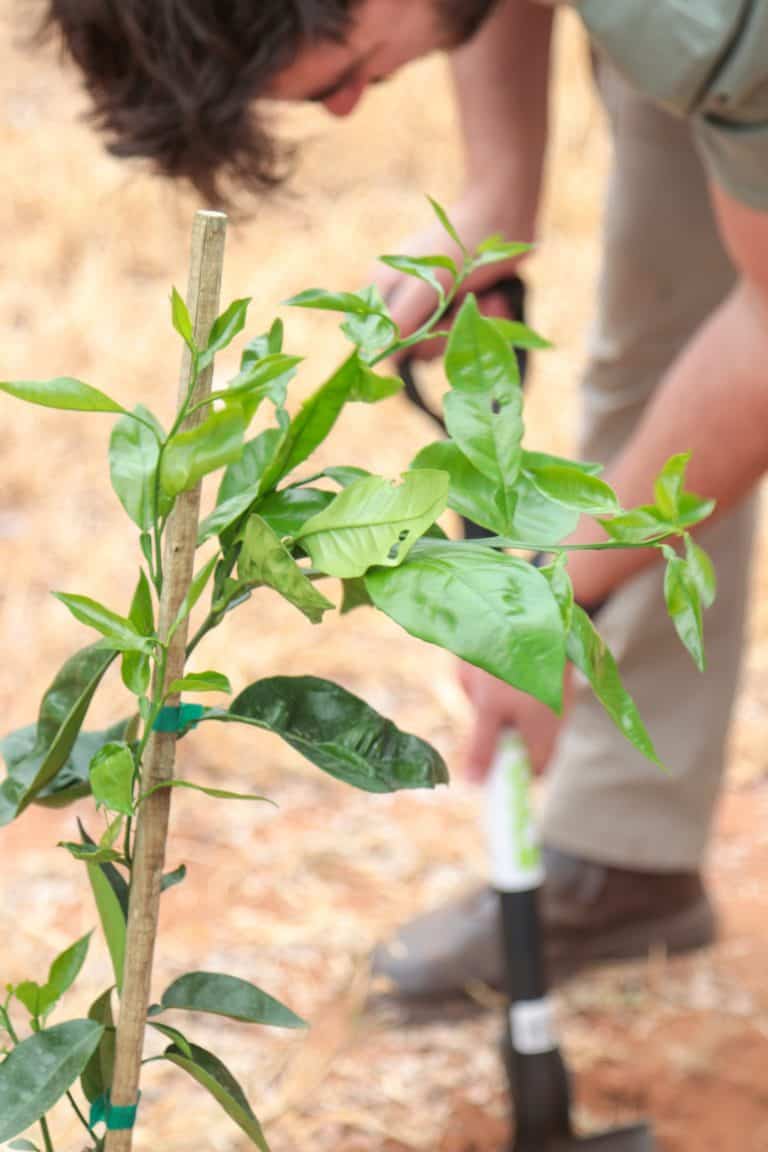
153 703 207 735
89 1091 141 1131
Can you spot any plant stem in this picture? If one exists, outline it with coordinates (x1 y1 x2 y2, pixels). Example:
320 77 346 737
40 1115 55 1152
0 1003 19 1043
67 1090 99 1143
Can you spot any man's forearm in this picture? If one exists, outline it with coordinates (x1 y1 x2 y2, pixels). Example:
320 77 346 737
567 280 768 603
452 0 555 230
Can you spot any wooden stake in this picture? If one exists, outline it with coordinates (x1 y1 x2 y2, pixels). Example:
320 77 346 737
105 211 227 1152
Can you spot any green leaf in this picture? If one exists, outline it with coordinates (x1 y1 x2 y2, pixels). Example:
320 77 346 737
472 235 533 269
80 989 116 1105
0 1020 104 1143
9 1140 40 1150
340 286 398 359
323 465 371 488
161 406 246 501
89 742 135 815
411 443 581 543
295 470 449 579
279 355 359 478
0 377 123 414
600 506 672 544
539 557 574 632
148 1021 192 1059
161 864 187 893
53 593 153 655
525 461 620 515
140 778 272 806
685 536 717 609
675 492 716 529
366 540 566 711
427 196 466 253
87 863 126 993
169 555 218 639
664 552 704 671
100 815 124 849
122 573 153 694
129 570 154 635
238 515 334 624
2 720 133 816
445 295 521 393
241 319 284 368
654 453 691 520
168 672 232 695
567 606 661 766
340 577 373 615
411 440 506 535
217 428 287 506
286 288 389 317
159 973 306 1029
488 317 553 350
256 487 334 538
198 486 263 546
198 298 252 371
224 354 301 421
379 254 456 302
0 645 117 823
522 450 604 477
40 933 92 1016
109 406 166 530
349 362 403 403
60 842 125 864
13 982 43 1018
164 1042 269 1151
444 383 523 497
217 676 448 793
171 287 196 351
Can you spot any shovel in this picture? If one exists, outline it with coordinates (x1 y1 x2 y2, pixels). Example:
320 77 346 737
487 731 656 1152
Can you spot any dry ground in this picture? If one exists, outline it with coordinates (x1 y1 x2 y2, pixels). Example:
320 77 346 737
2 6 768 1151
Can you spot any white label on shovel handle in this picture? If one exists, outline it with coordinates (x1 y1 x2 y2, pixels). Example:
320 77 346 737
487 731 544 892
510 997 558 1055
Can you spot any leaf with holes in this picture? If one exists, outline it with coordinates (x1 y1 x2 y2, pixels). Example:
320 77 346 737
295 470 449 578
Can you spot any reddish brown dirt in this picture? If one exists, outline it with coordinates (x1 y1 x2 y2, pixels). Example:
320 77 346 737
2 7 768 1152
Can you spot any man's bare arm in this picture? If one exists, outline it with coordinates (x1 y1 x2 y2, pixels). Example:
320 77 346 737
452 0 555 235
568 186 768 604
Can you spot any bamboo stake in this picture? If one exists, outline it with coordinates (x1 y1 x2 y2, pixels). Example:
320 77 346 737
105 211 227 1152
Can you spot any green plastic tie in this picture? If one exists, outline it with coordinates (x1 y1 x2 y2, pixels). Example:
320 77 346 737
153 703 207 735
89 1091 141 1131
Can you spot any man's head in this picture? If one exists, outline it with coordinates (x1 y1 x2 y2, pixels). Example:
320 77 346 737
43 0 499 203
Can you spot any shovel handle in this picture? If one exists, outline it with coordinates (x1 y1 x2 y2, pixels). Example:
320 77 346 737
488 733 574 1147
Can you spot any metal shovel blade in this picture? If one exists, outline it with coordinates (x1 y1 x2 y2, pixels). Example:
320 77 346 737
549 1123 656 1151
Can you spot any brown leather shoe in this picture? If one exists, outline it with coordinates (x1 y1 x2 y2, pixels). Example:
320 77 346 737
371 847 717 1006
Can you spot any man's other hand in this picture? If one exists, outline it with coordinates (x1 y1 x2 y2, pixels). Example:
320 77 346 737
458 660 572 781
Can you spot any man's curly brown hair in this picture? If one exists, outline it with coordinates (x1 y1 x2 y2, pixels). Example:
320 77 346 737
42 1 360 205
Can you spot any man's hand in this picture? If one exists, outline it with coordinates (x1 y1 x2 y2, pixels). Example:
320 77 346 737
375 188 534 362
458 661 573 782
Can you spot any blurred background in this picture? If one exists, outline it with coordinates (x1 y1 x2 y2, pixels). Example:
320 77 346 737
2 6 768 1150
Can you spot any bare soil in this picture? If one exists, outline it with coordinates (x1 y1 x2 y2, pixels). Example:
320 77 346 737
1 7 767 1151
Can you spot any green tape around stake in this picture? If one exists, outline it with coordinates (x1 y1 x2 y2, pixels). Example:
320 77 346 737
153 703 207 735
89 1091 141 1131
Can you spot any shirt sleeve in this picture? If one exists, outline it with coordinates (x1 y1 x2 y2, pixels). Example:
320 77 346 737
692 1 768 210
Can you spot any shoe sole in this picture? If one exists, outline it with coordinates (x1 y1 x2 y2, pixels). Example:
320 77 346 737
549 895 718 985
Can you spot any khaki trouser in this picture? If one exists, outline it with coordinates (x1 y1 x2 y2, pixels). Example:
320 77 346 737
539 60 759 870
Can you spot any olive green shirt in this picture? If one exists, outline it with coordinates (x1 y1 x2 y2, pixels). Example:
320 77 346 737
551 0 768 210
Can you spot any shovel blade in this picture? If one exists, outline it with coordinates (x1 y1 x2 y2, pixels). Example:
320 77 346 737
551 1125 655 1152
